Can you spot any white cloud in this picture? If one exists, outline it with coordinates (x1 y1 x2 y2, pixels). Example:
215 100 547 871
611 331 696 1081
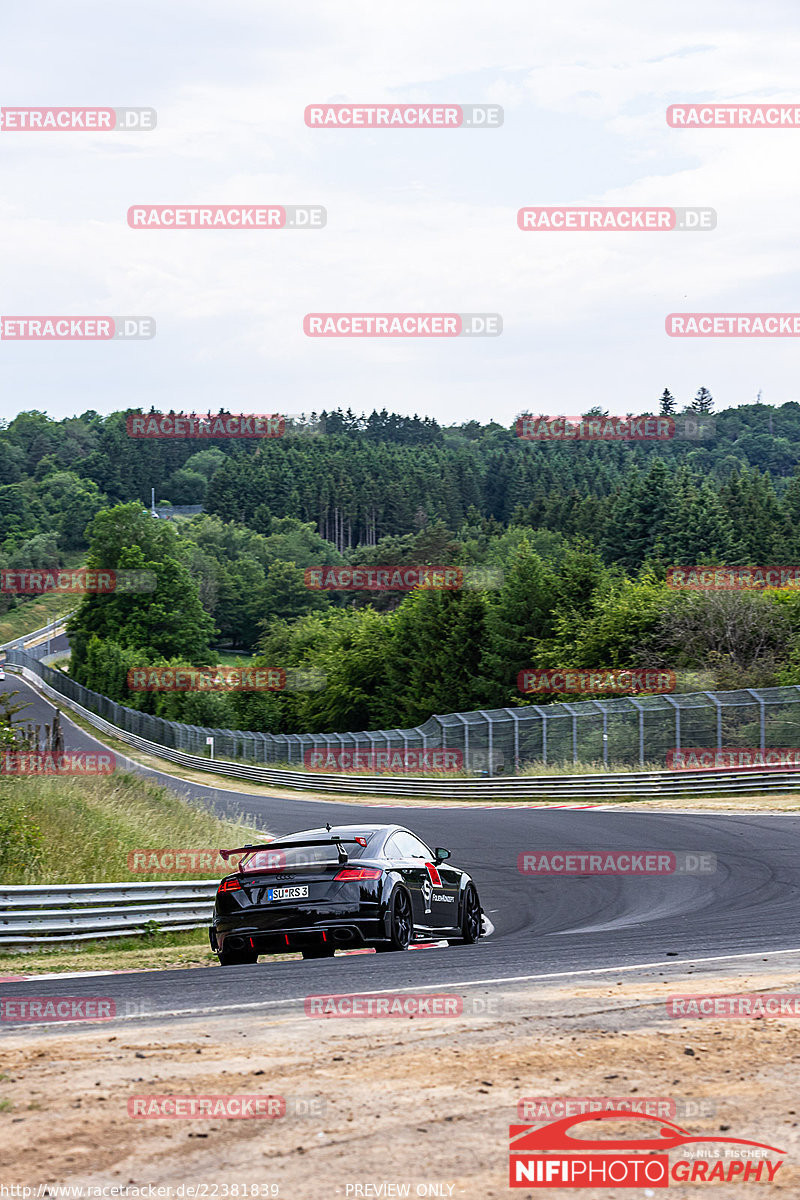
1 0 800 420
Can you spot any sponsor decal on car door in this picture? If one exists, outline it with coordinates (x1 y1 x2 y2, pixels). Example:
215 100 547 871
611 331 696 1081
425 861 459 928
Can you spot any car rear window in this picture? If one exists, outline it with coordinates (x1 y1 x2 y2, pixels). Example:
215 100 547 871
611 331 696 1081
240 836 373 871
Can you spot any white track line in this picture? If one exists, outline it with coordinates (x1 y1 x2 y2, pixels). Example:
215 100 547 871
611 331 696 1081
4 945 800 1028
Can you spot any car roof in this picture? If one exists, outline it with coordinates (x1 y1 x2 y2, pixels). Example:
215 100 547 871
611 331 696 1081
279 824 407 841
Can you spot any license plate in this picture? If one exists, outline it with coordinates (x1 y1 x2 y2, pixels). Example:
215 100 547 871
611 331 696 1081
267 885 308 901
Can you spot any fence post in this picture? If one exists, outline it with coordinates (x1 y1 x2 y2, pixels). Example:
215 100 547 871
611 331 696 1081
560 703 579 764
504 708 521 771
523 705 549 765
702 691 722 749
478 710 493 776
743 689 766 752
587 700 608 765
628 697 645 767
454 713 469 770
662 695 680 762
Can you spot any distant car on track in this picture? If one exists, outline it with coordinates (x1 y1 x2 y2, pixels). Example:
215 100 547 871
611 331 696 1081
210 822 484 965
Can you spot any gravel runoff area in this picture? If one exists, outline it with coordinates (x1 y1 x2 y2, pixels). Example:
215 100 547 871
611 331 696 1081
2 959 800 1197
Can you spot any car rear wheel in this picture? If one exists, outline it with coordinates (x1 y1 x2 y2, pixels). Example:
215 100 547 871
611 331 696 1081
376 888 412 952
459 884 482 944
218 944 259 966
302 945 336 959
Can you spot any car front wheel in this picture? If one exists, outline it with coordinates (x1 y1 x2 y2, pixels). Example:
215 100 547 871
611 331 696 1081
459 884 482 944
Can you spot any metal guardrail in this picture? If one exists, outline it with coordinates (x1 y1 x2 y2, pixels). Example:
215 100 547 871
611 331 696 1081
0 880 218 948
0 613 73 653
8 660 800 800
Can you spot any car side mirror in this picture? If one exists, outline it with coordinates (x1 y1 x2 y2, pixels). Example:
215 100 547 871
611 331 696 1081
434 847 451 863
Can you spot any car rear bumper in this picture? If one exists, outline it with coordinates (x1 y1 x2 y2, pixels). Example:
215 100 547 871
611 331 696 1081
211 908 386 954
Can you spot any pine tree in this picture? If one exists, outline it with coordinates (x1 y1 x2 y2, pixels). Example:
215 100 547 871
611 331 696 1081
659 389 676 415
691 387 714 413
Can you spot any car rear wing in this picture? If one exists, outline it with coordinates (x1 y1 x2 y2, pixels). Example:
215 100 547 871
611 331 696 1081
220 836 364 867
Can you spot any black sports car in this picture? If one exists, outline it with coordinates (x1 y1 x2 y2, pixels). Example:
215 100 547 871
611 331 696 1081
209 823 484 965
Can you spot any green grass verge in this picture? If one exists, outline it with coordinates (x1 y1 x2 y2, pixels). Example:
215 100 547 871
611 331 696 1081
0 770 271 964
0 769 267 885
0 554 84 644
0 929 219 974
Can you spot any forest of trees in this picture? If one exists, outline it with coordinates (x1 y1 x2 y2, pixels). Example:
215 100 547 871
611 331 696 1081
7 396 800 737
5 398 800 567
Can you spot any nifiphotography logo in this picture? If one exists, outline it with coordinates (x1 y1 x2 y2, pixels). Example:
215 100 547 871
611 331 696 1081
508 1110 786 1187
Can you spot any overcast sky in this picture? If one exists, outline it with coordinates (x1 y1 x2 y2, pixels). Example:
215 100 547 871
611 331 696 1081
2 0 799 425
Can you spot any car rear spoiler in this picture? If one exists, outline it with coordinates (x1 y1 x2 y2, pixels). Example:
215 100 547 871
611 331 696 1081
220 837 363 866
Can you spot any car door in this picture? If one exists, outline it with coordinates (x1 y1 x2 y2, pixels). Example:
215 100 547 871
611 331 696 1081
414 840 461 930
428 856 462 931
385 832 433 933
394 832 459 932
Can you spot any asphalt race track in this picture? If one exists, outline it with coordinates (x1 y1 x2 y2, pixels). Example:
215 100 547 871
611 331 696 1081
3 672 800 1025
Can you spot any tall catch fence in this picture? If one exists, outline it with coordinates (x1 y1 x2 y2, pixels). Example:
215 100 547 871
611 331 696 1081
6 647 800 775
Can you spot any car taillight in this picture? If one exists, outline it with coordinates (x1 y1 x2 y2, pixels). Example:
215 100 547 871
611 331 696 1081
334 867 382 881
218 876 241 892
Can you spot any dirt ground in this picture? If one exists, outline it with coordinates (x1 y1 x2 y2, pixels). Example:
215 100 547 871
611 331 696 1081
2 965 800 1198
